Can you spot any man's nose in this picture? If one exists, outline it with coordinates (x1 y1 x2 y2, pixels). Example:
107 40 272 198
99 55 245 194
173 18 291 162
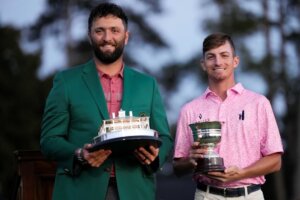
103 31 112 41
215 56 222 65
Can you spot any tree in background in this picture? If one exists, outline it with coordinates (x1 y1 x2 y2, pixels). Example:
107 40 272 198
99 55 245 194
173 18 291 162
0 25 52 198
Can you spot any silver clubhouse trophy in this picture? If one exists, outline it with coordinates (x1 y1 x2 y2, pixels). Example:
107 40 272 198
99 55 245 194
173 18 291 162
89 110 162 155
189 121 225 174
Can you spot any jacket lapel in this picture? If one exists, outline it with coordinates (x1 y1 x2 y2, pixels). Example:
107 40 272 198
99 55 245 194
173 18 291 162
81 61 109 120
121 66 134 110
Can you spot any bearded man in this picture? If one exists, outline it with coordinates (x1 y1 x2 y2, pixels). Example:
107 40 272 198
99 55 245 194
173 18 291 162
40 3 173 200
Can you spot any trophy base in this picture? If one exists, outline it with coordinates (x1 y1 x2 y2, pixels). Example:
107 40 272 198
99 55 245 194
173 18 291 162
195 157 225 174
88 135 162 156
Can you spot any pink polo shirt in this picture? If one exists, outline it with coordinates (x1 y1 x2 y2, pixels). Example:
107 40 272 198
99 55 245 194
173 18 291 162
98 66 123 118
98 65 124 177
174 83 283 187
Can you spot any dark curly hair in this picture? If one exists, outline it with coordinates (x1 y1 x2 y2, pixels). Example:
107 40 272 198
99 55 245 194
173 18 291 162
88 2 128 33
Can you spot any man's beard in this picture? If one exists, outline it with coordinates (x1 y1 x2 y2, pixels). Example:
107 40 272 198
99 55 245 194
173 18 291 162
92 40 125 64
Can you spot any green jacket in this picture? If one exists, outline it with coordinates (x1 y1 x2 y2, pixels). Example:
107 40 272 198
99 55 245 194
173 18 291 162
40 60 173 200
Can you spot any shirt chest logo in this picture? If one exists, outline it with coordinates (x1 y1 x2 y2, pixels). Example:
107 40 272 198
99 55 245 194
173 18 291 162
239 110 245 120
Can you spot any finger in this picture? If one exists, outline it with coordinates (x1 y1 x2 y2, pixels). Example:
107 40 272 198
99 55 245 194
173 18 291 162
137 146 149 154
224 166 238 173
206 175 225 182
139 154 151 165
144 158 151 165
101 149 112 157
189 150 204 159
147 146 159 158
86 150 112 167
90 154 109 167
92 149 111 158
207 171 225 176
134 150 147 161
189 158 198 166
83 143 93 149
134 150 153 165
98 149 112 155
148 145 159 151
142 149 156 162
191 144 199 149
137 147 153 160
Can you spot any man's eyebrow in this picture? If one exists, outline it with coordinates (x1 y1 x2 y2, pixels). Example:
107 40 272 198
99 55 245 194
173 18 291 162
205 52 216 56
220 51 230 54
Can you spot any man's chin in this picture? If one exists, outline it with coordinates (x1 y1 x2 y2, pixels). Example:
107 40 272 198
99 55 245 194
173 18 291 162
100 49 114 55
95 54 119 64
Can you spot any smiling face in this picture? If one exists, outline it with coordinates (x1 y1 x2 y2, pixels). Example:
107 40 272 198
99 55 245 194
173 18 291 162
201 41 239 83
89 15 129 64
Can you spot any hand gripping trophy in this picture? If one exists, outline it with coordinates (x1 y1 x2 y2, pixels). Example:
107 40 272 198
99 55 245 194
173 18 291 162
189 121 225 174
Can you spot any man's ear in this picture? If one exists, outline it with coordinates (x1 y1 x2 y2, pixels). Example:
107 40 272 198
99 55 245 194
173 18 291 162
233 56 240 69
125 31 130 45
87 33 92 45
200 59 206 71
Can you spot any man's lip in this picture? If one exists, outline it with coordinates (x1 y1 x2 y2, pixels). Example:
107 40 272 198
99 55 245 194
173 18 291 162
213 67 225 71
101 42 115 46
101 44 115 47
101 45 115 50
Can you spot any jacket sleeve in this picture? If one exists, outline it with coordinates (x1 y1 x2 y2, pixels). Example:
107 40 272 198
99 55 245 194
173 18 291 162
40 72 79 176
147 79 173 172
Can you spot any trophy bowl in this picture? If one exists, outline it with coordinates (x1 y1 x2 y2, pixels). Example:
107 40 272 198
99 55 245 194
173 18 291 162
189 121 225 174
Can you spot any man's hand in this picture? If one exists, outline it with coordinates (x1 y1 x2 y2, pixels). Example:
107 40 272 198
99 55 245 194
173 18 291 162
81 144 112 167
189 141 207 166
205 166 244 183
134 145 159 165
173 142 207 176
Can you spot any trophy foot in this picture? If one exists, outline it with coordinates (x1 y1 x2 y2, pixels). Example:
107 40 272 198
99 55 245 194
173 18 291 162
195 157 225 174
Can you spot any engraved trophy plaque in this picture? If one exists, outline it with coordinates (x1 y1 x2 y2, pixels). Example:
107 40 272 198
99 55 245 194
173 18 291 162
189 121 225 174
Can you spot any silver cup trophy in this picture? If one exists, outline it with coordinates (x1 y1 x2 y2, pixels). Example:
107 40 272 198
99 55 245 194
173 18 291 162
189 121 225 174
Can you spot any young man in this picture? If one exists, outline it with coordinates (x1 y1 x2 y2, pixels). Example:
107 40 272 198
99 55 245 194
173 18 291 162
40 3 173 200
173 33 283 200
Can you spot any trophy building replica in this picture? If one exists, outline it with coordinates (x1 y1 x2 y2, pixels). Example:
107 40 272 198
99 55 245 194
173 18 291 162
189 121 225 174
90 110 162 155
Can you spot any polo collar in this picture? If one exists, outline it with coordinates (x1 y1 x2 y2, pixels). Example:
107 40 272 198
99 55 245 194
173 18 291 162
204 83 244 98
97 64 124 78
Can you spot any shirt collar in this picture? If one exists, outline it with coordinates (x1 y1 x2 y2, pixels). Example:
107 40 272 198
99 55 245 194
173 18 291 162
97 64 124 78
204 83 244 98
